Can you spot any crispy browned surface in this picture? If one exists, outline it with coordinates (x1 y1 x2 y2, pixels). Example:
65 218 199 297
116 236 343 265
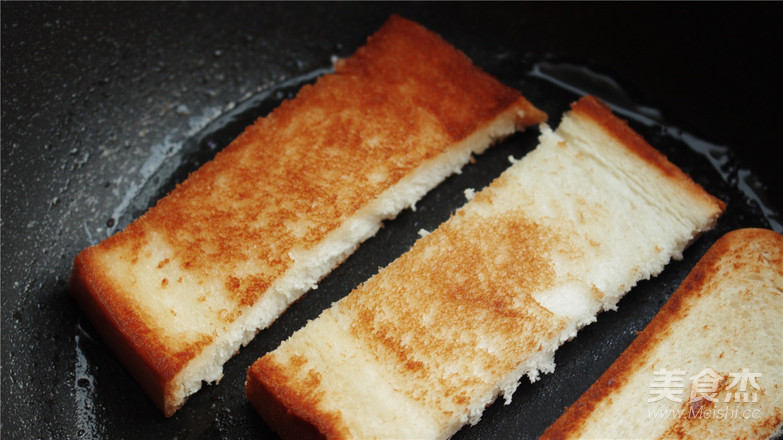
247 357 338 440
541 228 783 440
341 210 567 414
571 96 725 214
71 248 215 415
71 14 545 415
70 253 171 413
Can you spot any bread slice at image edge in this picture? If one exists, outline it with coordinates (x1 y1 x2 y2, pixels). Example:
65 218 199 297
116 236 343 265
245 95 725 440
541 228 783 440
69 15 546 417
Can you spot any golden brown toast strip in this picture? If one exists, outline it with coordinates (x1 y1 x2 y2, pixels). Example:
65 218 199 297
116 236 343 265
69 15 546 416
246 96 725 439
541 228 783 440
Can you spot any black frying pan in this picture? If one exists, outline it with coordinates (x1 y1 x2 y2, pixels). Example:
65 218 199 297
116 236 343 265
2 3 781 439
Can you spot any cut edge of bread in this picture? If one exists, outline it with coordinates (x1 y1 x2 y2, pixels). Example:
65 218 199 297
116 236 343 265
526 95 725 348
457 97 728 436
569 96 725 219
564 96 724 311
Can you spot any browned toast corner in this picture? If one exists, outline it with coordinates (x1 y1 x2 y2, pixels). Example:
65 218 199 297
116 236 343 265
246 355 343 440
70 15 546 416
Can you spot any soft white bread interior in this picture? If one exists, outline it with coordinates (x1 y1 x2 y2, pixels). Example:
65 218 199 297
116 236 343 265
245 95 725 439
69 15 546 416
541 228 783 440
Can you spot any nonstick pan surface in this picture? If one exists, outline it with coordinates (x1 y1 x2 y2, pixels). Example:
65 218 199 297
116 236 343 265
2 3 781 439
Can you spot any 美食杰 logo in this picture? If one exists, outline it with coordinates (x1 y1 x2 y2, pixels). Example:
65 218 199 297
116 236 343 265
647 367 763 420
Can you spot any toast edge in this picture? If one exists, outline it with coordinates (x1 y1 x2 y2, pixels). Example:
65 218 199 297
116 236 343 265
247 357 343 440
70 248 181 416
570 95 726 215
513 94 548 128
540 228 783 440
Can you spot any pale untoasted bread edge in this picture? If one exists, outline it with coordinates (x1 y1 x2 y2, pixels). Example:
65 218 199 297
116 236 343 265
570 95 725 216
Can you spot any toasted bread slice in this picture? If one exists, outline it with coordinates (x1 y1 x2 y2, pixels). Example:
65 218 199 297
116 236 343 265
541 228 783 440
69 15 547 416
245 96 725 439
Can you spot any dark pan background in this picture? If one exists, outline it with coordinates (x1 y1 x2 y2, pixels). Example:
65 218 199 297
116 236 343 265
2 3 781 439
